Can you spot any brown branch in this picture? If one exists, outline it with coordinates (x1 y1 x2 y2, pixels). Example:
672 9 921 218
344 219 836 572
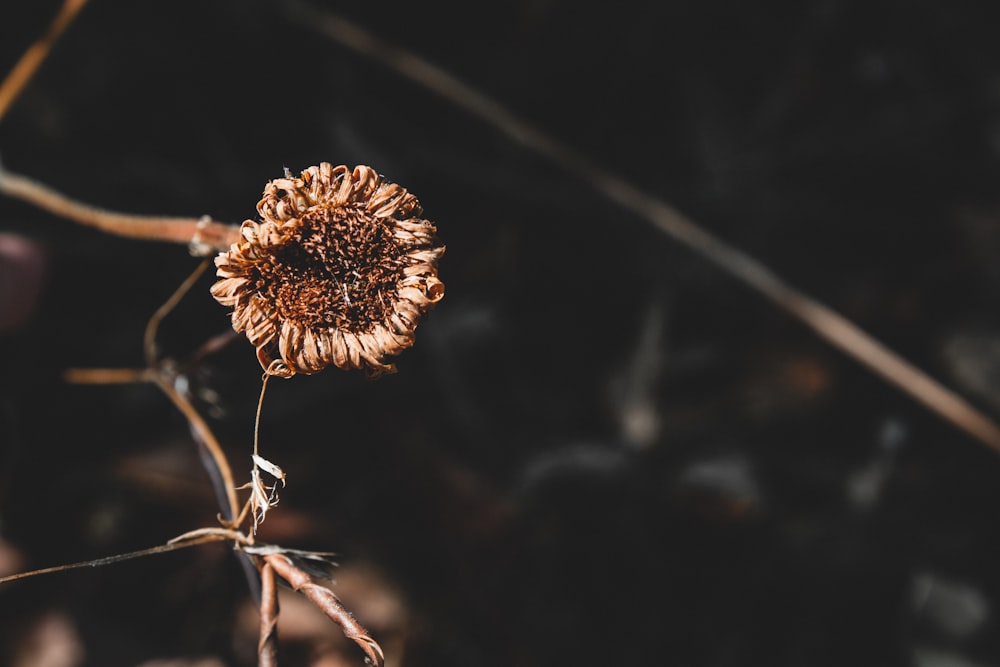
258 561 280 667
0 0 89 123
60 360 240 527
152 372 241 524
284 1 1000 455
63 367 153 384
264 553 384 667
0 166 239 254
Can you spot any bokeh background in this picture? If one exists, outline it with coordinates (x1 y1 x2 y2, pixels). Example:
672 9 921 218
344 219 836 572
3 1 1000 665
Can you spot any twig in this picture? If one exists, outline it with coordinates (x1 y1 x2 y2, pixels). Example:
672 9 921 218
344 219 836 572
0 166 239 254
283 1 1000 454
145 259 212 366
167 527 251 546
63 367 153 384
62 363 242 530
62 363 240 528
152 372 240 524
265 553 385 667
259 561 280 667
0 532 231 585
0 0 89 123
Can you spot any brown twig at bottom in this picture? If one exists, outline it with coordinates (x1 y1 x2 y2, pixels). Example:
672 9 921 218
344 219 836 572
259 561 280 667
264 552 385 667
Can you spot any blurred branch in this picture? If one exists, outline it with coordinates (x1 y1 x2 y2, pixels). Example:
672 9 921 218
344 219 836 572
0 166 239 254
283 1 1000 454
0 2 235 252
0 0 89 123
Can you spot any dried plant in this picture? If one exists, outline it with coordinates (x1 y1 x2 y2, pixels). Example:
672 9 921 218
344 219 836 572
212 163 445 378
5 3 1000 667
0 13 441 651
1 159 439 664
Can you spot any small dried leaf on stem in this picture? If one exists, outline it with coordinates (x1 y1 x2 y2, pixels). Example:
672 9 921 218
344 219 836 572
284 2 1000 456
244 455 286 535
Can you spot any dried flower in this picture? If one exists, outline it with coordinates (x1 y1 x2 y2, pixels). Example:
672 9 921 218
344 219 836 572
211 163 445 378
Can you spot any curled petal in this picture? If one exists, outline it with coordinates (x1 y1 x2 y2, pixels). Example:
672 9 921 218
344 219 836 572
330 328 349 369
350 166 379 203
342 331 363 370
331 165 354 205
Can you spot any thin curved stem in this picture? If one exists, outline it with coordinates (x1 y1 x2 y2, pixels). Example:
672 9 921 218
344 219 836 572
152 372 240 524
0 532 231 585
145 259 212 366
167 526 252 546
66 362 241 529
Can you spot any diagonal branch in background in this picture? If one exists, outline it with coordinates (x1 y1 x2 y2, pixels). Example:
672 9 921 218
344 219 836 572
282 0 1000 454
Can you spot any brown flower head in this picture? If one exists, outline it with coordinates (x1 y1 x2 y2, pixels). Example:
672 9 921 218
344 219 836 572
211 163 445 378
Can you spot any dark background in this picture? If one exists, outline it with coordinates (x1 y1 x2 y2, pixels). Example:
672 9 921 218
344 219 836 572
3 1 1000 665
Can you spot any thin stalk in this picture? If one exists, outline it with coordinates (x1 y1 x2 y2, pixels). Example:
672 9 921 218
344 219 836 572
0 532 231 585
144 259 212 367
152 373 240 524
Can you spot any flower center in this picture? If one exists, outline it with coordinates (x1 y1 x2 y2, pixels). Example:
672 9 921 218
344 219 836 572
253 206 405 331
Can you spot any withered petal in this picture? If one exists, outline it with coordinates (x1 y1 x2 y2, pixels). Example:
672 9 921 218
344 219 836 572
330 328 350 369
342 331 364 370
